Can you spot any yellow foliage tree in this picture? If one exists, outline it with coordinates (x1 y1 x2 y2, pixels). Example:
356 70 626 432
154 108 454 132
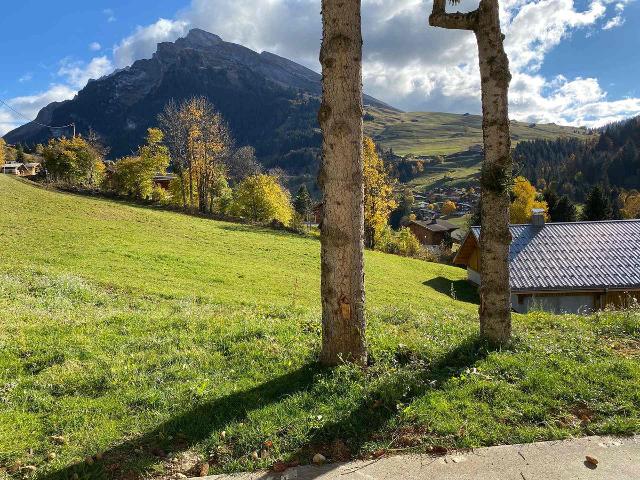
42 136 105 186
363 137 397 248
230 174 293 225
620 190 640 219
0 138 6 167
510 176 548 224
441 200 457 215
106 129 170 200
159 97 232 213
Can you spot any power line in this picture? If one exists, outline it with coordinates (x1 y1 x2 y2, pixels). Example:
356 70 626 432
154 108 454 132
0 98 75 133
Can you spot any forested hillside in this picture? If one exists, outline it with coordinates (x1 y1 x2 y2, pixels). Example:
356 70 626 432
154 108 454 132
515 116 640 202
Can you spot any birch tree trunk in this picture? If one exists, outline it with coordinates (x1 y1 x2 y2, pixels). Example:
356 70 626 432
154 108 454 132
318 0 367 366
430 0 512 344
475 0 512 343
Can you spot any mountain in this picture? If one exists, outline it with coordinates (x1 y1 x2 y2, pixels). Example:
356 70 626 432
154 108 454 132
4 29 395 174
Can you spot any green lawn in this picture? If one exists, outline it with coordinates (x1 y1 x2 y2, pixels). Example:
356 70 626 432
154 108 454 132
1 176 638 480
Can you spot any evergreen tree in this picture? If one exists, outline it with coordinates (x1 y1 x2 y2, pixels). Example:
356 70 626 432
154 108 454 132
582 185 611 221
553 196 578 222
15 145 25 163
389 187 414 229
293 184 312 222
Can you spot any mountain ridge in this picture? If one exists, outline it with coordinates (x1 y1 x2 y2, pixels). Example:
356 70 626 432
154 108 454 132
3 29 394 173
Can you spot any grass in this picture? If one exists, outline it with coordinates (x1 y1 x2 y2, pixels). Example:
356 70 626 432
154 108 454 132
364 108 594 157
364 108 595 192
1 175 639 479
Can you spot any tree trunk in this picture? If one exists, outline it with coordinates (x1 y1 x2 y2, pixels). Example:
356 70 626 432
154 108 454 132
429 0 512 344
475 0 512 343
318 0 367 366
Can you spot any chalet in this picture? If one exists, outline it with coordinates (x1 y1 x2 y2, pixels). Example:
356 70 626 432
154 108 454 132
1 162 40 176
152 173 177 190
408 219 458 246
454 211 640 314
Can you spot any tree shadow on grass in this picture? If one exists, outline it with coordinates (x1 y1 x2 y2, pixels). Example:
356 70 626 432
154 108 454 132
39 364 322 480
40 339 494 480
424 277 479 305
278 336 494 480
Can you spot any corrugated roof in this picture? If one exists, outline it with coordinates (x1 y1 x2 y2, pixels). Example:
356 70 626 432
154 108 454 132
470 220 640 291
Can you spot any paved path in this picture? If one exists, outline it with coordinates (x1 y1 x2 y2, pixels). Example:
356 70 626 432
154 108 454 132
196 435 640 480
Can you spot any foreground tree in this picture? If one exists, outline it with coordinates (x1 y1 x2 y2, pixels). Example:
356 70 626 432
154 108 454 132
318 0 367 365
430 0 513 343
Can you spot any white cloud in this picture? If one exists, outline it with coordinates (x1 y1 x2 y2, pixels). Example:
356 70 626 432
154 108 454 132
18 73 33 83
103 8 116 23
603 15 625 28
0 85 76 136
89 42 102 51
4 0 639 136
113 18 189 68
58 56 114 89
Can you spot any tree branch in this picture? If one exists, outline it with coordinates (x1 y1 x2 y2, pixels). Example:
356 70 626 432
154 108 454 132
429 0 479 31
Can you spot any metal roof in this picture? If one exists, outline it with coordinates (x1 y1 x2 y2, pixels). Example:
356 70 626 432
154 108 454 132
470 220 640 292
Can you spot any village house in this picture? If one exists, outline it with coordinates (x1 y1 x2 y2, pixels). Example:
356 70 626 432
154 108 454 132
152 173 177 190
1 162 40 176
454 211 640 314
408 218 458 246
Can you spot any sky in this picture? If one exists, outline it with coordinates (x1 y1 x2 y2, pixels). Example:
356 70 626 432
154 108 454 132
1 0 639 136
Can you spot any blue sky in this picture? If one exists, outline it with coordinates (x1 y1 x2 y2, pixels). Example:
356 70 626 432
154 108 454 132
1 0 639 134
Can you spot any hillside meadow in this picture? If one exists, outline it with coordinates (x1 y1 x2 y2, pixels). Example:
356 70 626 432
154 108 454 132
0 175 638 479
364 107 594 157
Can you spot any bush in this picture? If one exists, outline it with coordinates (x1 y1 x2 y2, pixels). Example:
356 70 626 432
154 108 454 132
377 226 435 261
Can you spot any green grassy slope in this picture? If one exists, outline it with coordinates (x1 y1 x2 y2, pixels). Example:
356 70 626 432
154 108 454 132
0 176 638 480
365 107 594 156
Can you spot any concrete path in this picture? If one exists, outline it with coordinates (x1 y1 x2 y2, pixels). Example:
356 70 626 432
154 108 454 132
196 435 640 480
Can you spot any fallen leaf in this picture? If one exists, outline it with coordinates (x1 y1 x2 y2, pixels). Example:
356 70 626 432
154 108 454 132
585 455 598 466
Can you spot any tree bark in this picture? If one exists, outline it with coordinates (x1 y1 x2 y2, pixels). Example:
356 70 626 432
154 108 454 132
318 0 367 366
430 0 512 344
475 0 512 343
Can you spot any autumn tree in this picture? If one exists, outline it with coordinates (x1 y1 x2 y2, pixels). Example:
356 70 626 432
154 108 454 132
0 139 6 167
230 174 293 225
510 176 547 224
159 97 232 213
107 128 170 199
42 136 105 186
430 0 513 343
442 200 457 216
226 146 261 185
620 190 640 219
318 0 367 365
363 137 397 249
159 100 189 208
